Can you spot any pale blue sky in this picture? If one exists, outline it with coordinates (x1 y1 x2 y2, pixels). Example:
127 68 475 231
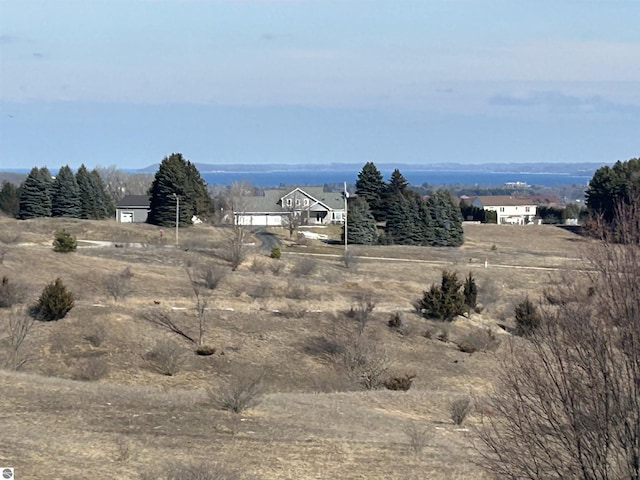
1 0 638 169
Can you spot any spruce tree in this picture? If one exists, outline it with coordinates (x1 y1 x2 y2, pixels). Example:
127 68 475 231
89 169 115 219
345 197 377 245
18 167 52 219
385 192 414 245
0 181 20 217
425 190 464 247
76 164 99 219
355 162 387 221
147 153 212 227
387 169 409 195
51 165 81 218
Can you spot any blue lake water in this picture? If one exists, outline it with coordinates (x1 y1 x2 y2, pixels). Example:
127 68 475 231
201 170 591 188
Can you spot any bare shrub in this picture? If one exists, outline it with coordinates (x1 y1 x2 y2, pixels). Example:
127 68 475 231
72 358 109 381
340 335 389 390
456 328 500 353
143 339 186 376
477 199 640 479
82 324 107 347
103 267 134 302
268 260 284 276
217 226 250 271
285 279 309 300
245 280 271 299
449 396 472 425
345 291 376 334
404 423 430 458
277 302 307 319
201 263 227 290
342 249 358 270
248 257 266 274
2 307 34 370
291 257 317 277
0 275 25 308
209 370 263 413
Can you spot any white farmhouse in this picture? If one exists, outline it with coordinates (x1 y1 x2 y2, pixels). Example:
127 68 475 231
471 195 538 225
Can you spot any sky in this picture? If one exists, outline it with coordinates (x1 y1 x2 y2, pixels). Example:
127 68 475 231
0 0 639 170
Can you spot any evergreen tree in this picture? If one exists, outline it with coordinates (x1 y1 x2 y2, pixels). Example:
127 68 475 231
344 197 377 245
463 272 478 311
425 190 464 247
89 169 115 218
415 270 465 321
385 192 414 245
76 164 99 219
0 181 20 217
586 157 640 223
147 153 213 227
387 169 409 195
18 167 52 219
51 165 81 217
355 162 386 221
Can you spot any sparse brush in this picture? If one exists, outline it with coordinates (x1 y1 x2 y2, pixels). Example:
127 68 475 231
450 396 472 425
456 328 500 353
143 340 186 376
404 423 429 458
208 371 263 413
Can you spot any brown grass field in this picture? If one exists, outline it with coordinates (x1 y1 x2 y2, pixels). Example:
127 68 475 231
0 217 592 479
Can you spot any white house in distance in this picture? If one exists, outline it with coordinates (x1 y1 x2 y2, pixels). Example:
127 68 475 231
234 187 346 227
471 195 538 225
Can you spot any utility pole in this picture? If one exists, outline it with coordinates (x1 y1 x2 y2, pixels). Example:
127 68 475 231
343 182 349 251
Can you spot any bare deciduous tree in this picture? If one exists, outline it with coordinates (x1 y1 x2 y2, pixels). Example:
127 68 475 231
103 267 134 302
2 308 34 370
477 198 640 480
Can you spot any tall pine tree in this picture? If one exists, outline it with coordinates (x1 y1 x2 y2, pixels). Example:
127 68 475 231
355 162 386 221
51 165 81 217
18 167 52 219
147 153 212 227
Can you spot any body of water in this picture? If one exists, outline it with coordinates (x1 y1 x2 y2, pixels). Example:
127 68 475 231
201 170 592 188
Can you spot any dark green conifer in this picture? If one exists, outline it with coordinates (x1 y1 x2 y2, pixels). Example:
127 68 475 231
51 165 81 218
18 167 52 219
344 197 378 245
355 162 387 221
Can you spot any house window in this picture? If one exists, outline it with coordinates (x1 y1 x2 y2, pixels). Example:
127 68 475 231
286 198 292 206
525 207 530 212
499 207 505 212
295 198 300 206
303 198 309 207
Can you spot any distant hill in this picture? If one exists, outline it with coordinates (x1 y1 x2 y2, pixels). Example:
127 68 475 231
138 162 605 176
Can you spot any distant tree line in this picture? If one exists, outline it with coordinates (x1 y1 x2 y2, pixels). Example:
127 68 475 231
346 162 464 247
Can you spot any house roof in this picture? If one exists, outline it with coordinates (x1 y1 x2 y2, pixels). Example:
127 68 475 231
234 187 345 213
472 195 537 207
116 195 150 208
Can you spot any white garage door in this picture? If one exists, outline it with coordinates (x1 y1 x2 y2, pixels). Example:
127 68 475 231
120 211 133 223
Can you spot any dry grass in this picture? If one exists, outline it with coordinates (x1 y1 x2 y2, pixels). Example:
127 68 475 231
0 217 591 479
